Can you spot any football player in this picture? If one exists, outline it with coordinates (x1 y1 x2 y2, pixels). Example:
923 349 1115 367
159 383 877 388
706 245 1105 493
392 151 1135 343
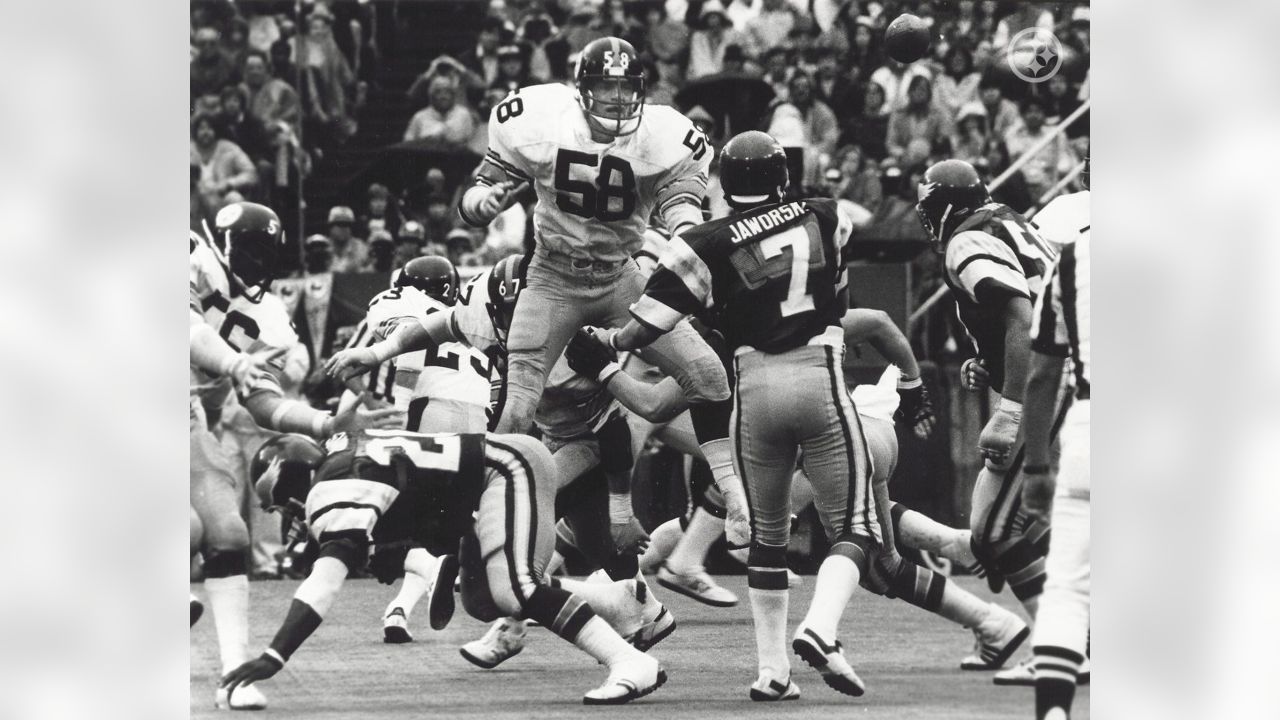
915 159 1067 680
593 131 875 700
457 37 736 520
223 430 669 706
190 202 402 710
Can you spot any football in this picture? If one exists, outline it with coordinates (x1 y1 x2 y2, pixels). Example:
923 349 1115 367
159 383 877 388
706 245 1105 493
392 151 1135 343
884 13 931 63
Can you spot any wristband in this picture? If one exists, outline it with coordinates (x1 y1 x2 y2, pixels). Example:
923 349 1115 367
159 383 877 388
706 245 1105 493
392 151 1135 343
607 331 622 352
997 398 1023 414
263 648 286 668
1023 464 1051 474
897 376 922 390
609 492 632 523
597 361 622 385
370 342 395 364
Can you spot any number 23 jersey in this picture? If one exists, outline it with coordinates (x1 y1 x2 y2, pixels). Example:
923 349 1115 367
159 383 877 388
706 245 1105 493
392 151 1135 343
483 83 712 263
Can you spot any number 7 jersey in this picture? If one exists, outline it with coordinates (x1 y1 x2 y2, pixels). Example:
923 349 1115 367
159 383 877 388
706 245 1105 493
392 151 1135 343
482 83 712 262
632 198 855 354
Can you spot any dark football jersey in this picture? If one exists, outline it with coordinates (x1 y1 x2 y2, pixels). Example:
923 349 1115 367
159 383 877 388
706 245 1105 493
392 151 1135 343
631 198 855 354
943 202 1057 393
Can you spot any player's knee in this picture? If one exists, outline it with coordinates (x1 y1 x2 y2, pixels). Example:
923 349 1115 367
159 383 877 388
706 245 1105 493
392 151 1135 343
676 355 730 403
202 515 250 553
829 531 872 578
747 542 789 589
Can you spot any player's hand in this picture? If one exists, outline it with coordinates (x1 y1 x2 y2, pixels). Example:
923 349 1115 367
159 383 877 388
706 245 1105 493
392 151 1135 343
724 501 751 550
960 357 989 392
978 399 1022 468
325 347 379 382
566 329 619 382
476 180 525 222
1021 467 1056 523
227 345 288 396
582 325 619 352
221 653 284 693
610 518 650 555
894 379 936 440
332 392 404 434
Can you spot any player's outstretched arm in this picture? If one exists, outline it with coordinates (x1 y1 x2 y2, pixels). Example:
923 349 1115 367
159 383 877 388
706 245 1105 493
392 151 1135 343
189 317 286 396
242 388 403 440
595 321 666 354
595 414 649 555
840 308 922 379
326 312 454 382
565 329 689 423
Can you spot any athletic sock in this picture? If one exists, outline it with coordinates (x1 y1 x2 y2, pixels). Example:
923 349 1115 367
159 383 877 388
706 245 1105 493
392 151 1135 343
639 518 684 574
891 502 977 567
934 577 991 628
747 542 791 680
575 615 639 668
544 549 566 577
665 508 723 574
552 578 640 636
205 574 251 674
1034 645 1082 719
800 542 864 640
385 547 436 619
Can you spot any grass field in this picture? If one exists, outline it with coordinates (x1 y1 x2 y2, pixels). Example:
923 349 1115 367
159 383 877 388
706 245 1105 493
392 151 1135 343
190 574 1088 719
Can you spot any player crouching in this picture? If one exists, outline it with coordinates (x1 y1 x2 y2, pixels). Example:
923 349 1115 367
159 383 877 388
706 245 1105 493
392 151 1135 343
222 430 667 706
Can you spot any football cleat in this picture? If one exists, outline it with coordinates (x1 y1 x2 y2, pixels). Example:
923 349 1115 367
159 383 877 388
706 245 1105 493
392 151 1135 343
191 594 204 628
656 565 739 607
993 656 1036 686
750 675 801 702
214 682 267 711
791 626 866 697
960 602 1030 670
459 619 526 669
582 655 667 705
383 607 412 644
428 554 460 631
624 577 676 651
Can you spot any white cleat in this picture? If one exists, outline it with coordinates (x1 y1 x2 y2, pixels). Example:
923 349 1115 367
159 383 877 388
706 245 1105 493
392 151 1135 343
750 674 801 701
993 656 1036 686
624 577 676 651
191 594 204 628
582 654 667 705
961 602 1030 670
459 618 526 669
383 607 413 644
791 626 866 697
656 565 739 607
214 682 267 711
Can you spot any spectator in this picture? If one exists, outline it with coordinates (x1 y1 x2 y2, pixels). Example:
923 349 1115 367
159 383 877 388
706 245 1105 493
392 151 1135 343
368 230 396 274
409 53 487 107
445 228 479 266
269 36 298 86
519 13 560 82
399 219 427 248
978 138 1033 212
978 68 1023 138
392 238 422 272
490 43 543 95
223 16 252 68
421 192 457 245
358 183 401 239
261 120 311 243
404 75 477 147
304 234 334 275
219 84 271 163
991 3 1054 51
788 14 821 75
641 58 679 108
191 27 240 100
296 6 358 147
327 205 369 273
832 144 883 214
193 91 224 120
1003 95 1075 200
933 45 981 119
687 1 748 80
951 101 990 166
241 50 300 137
561 3 607 58
886 75 953 165
721 43 750 75
190 114 258 211
839 80 890 162
847 15 882 74
743 0 798 61
760 46 794 102
767 72 839 188
461 16 512 88
643 3 690 89
813 46 856 114
1038 72 1083 131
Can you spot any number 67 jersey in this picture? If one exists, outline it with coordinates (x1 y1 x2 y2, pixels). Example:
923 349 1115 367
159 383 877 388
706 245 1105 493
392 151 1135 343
482 83 712 263
631 198 855 354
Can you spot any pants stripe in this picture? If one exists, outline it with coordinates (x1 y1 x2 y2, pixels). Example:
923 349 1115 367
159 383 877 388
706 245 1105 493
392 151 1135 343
731 357 756 541
983 389 1075 544
488 439 539 593
824 346 873 540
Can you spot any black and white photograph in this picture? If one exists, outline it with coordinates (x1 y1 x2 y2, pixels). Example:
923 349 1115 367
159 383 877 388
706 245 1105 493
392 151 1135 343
186 1 1091 717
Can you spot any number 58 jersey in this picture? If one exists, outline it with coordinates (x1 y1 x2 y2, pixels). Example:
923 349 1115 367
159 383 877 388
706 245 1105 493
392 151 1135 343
631 198 855 354
482 83 712 263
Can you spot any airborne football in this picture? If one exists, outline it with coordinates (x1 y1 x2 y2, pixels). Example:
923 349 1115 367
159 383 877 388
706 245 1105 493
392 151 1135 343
190 1 1092 717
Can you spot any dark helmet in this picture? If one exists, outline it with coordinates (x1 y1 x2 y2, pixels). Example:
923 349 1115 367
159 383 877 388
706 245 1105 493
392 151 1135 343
575 37 646 137
487 254 525 346
720 131 789 207
915 159 990 246
213 201 287 302
396 255 460 306
251 434 325 517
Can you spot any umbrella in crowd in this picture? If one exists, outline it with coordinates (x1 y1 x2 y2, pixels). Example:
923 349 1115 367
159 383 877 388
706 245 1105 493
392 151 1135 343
345 138 483 197
674 71 776 140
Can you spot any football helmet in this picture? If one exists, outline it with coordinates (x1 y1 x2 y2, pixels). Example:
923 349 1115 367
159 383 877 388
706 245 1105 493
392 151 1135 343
719 131 789 207
575 37 646 137
396 256 461 306
487 254 525 347
251 433 325 518
213 202 287 302
915 159 990 247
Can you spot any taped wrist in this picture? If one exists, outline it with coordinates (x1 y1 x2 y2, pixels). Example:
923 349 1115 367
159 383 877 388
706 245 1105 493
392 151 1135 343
997 397 1023 416
608 493 632 523
459 184 494 226
597 361 622 384
897 376 922 390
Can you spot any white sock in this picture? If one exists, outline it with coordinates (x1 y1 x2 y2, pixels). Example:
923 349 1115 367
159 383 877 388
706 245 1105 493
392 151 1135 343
639 518 684 574
205 575 250 673
666 508 724 574
573 615 639 668
545 549 566 577
800 553 862 640
748 586 790 680
934 579 991 628
556 578 640 636
385 548 436 619
896 508 977 567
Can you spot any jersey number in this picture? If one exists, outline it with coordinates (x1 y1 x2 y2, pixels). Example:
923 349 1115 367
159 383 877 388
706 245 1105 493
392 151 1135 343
682 128 708 161
201 290 260 351
424 346 489 377
758 227 817 317
554 149 637 222
364 432 462 472
495 96 524 124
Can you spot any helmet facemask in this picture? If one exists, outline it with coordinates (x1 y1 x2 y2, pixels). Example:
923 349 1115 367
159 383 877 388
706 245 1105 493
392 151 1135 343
225 229 282 303
579 75 645 137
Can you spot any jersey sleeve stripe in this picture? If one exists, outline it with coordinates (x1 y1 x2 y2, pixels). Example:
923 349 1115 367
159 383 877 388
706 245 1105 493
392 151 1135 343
629 294 688 333
955 252 1023 277
658 236 714 308
483 152 532 183
960 260 1030 298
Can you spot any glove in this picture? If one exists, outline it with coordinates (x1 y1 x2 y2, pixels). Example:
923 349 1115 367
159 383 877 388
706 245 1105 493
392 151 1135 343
978 398 1022 468
566 329 621 383
1021 465 1056 522
221 652 285 693
324 347 380 383
894 377 936 440
608 492 649 554
960 357 989 392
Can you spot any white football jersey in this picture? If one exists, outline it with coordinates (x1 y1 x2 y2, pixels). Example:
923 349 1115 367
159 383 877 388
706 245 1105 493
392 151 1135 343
536 352 622 441
484 83 712 262
1031 190 1089 251
189 230 297 398
348 285 490 415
